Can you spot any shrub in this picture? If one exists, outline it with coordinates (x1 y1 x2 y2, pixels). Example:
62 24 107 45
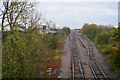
2 31 62 78
95 32 110 44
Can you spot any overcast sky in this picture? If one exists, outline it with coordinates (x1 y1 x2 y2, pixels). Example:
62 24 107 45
0 0 119 29
36 2 118 29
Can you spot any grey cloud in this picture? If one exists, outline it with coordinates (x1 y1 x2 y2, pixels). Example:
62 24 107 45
37 2 118 29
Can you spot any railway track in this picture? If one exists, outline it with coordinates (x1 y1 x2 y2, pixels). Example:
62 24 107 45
69 33 85 79
88 48 108 79
78 33 108 79
69 31 108 79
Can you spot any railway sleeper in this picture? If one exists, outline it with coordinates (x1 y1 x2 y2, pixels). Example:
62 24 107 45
74 62 79 64
74 61 79 63
96 75 105 78
96 73 104 75
74 72 83 78
74 67 79 69
74 69 80 72
74 75 83 78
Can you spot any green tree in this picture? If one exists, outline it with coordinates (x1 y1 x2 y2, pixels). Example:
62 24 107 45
109 25 120 70
63 27 70 36
95 32 110 44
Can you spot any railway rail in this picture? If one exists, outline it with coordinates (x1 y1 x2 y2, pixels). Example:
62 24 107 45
78 33 108 79
69 33 85 79
88 49 108 79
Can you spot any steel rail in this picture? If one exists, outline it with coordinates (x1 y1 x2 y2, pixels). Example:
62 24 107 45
71 35 85 79
72 53 75 79
78 34 108 79
87 51 98 80
77 55 85 79
75 36 85 79
90 55 108 79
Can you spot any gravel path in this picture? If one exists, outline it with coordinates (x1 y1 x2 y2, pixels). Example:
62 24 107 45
60 34 71 78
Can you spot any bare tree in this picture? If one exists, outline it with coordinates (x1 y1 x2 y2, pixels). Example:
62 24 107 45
1 1 9 32
1 1 35 32
27 11 42 33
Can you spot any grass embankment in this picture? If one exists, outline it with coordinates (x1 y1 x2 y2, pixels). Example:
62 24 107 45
2 27 70 78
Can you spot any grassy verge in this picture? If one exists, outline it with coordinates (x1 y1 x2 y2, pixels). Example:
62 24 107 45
38 33 66 78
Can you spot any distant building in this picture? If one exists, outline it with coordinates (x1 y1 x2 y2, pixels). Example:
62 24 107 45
17 25 26 32
39 24 57 34
43 25 46 31
75 29 81 33
14 23 26 32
